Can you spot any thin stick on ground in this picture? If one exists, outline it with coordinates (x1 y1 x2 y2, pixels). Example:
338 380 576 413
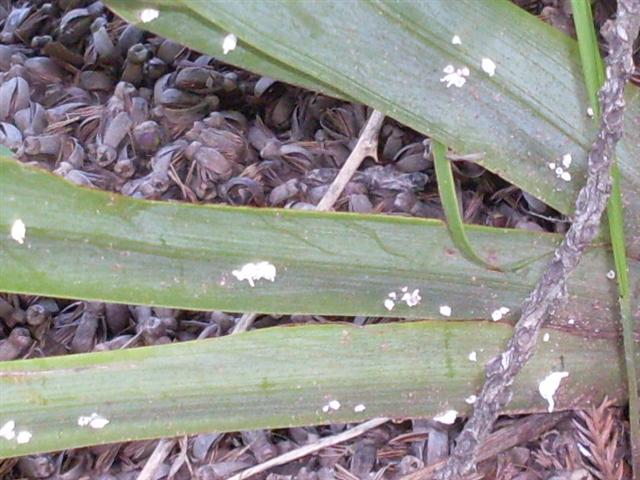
434 2 640 478
315 109 385 211
136 438 176 480
227 417 389 480
232 109 386 336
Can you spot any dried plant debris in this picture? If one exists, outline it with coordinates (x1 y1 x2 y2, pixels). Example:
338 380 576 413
572 398 627 480
0 0 632 478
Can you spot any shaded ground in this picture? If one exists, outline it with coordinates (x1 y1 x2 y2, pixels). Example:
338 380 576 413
0 0 635 478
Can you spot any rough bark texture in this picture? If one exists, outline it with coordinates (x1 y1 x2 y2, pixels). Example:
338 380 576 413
436 1 640 478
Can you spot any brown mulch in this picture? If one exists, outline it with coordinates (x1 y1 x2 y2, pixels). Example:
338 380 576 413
0 0 634 478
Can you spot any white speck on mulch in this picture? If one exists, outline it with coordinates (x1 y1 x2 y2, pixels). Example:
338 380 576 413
538 371 569 413
232 261 276 287
439 305 452 317
354 404 366 413
328 400 341 411
606 270 616 280
468 351 477 362
465 395 477 404
451 35 462 45
587 107 594 118
543 332 550 342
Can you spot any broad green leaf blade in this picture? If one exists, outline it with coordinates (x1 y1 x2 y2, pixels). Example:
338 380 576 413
432 141 500 271
1 157 636 331
118 0 640 256
2 321 639 457
571 0 639 470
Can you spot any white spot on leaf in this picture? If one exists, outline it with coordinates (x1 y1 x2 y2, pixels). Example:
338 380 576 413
11 219 25 244
384 298 395 311
0 420 16 441
543 333 550 342
232 261 276 287
562 154 572 168
538 371 569 413
440 65 469 88
222 33 237 54
451 35 462 45
468 351 477 362
491 306 509 321
587 107 594 118
439 305 452 317
433 410 458 424
354 404 366 413
16 431 32 444
401 289 421 307
138 8 159 23
481 57 496 76
465 395 477 404
78 413 110 429
328 400 341 411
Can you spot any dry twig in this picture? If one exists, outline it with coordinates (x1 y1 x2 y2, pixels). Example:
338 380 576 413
316 109 385 211
435 2 640 478
136 438 176 480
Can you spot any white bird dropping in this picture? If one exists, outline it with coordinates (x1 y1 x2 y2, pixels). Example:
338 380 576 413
11 219 25 244
222 33 237 54
538 371 569 412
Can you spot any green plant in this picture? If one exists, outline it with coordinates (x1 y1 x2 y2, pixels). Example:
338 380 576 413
1 0 638 463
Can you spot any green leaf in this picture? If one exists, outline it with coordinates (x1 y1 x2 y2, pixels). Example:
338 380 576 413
1 156 634 328
571 0 605 117
2 320 639 457
432 140 502 271
571 0 639 470
107 0 640 256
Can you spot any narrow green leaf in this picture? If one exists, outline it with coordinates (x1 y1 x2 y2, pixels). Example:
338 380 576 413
1 321 639 457
571 0 639 470
570 0 605 117
432 141 502 271
106 0 640 256
1 156 634 329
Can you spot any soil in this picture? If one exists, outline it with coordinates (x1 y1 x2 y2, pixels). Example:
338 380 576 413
0 0 634 478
